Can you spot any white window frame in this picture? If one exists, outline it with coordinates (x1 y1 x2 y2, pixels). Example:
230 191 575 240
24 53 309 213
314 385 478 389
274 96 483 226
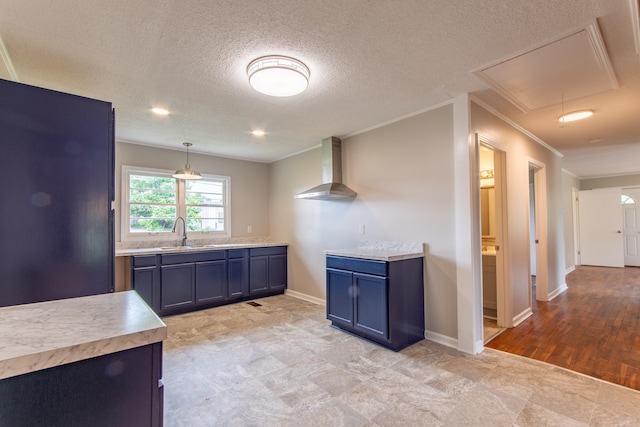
121 165 231 242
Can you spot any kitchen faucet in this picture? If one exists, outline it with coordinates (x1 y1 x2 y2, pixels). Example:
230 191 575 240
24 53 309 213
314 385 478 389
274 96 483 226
172 216 187 246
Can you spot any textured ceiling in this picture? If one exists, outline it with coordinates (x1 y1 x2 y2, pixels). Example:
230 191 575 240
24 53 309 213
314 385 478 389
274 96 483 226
0 0 639 177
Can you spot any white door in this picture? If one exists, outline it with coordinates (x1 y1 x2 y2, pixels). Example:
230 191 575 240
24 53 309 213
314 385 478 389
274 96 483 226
622 188 640 267
578 188 624 267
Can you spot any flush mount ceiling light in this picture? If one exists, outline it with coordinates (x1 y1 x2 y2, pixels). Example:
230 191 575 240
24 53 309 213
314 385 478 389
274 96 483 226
247 55 310 97
173 142 202 180
151 107 170 116
558 109 594 123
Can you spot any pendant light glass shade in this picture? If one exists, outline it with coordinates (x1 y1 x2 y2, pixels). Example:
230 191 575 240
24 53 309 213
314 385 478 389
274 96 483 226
173 142 202 180
247 55 310 97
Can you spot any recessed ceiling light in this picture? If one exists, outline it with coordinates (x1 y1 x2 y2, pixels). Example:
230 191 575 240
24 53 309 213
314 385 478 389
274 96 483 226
247 55 310 97
252 130 266 136
558 109 593 123
151 107 170 116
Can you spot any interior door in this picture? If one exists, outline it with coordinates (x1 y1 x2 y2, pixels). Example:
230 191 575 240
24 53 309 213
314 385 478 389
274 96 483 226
622 188 640 267
578 188 624 267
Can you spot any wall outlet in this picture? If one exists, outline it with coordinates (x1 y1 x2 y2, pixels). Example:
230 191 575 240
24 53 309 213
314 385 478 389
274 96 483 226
359 224 365 235
247 225 252 233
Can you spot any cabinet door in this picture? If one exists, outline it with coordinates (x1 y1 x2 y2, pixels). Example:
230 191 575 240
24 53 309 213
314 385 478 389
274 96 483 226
326 268 354 327
195 260 226 304
249 255 269 294
132 267 157 311
268 254 287 291
353 272 389 340
161 264 195 311
228 257 246 299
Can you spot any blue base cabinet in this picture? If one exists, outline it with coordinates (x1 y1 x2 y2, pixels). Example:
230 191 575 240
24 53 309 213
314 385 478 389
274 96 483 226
0 343 163 427
131 246 286 316
249 246 288 295
326 255 424 351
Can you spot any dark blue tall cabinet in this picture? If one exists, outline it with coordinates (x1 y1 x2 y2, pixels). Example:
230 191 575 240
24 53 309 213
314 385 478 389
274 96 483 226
0 79 114 307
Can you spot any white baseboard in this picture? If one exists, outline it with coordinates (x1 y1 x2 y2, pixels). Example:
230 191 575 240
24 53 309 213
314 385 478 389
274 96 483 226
284 289 326 306
424 329 458 350
548 283 568 301
512 307 533 327
565 265 576 275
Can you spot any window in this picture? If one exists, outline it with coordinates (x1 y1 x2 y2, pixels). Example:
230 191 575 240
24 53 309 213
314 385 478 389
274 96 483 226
122 166 230 240
621 194 636 205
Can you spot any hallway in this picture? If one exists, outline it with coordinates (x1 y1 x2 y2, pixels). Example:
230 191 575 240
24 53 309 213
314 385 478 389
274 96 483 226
486 266 640 390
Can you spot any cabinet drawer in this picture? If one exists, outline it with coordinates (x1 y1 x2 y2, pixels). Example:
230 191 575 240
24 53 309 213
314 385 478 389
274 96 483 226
227 248 245 259
161 250 225 265
249 246 287 257
132 255 157 268
326 256 387 276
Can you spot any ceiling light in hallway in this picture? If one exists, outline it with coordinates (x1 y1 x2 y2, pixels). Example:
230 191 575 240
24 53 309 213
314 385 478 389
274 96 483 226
559 109 594 123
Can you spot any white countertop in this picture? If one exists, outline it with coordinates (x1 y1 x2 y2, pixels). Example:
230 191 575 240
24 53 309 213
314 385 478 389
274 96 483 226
116 242 288 257
325 247 424 262
0 291 167 380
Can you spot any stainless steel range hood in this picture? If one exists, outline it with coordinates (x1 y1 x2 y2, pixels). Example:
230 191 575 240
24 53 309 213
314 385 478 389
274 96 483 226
295 136 357 200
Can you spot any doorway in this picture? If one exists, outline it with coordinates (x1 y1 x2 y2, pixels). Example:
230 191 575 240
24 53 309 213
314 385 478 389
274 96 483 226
477 135 507 342
622 187 640 267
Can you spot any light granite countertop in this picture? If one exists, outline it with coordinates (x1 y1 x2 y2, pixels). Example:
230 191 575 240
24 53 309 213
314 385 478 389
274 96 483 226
0 291 167 380
325 240 424 262
115 241 288 257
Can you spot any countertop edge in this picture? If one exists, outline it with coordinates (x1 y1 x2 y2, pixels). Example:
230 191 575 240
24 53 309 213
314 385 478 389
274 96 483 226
0 292 167 380
324 249 424 262
115 242 289 257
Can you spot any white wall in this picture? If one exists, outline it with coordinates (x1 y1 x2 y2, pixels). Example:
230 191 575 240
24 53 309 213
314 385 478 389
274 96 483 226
270 105 458 340
562 170 580 271
115 142 270 242
470 102 566 320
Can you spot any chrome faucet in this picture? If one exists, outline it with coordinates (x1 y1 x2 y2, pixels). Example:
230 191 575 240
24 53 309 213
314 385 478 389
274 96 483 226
172 216 187 246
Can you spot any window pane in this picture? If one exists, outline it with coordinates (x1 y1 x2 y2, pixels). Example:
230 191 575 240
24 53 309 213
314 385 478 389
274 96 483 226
185 191 224 205
131 175 176 191
128 172 177 234
621 195 636 205
185 180 224 205
187 217 225 232
130 188 176 204
186 206 224 232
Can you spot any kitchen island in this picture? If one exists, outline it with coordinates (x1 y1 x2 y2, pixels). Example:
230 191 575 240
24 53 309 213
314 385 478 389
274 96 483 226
0 291 167 427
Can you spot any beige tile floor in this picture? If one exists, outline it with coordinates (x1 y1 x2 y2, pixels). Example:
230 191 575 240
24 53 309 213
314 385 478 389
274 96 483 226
483 317 505 344
162 295 640 426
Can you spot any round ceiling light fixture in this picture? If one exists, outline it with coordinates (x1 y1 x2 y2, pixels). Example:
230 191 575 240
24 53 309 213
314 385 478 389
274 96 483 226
558 109 594 123
247 55 310 97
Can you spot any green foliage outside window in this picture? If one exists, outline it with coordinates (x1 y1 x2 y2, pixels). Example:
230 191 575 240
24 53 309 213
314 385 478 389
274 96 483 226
128 173 225 233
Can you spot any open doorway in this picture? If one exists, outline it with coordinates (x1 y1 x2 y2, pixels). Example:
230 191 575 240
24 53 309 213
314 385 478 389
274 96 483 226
478 135 508 343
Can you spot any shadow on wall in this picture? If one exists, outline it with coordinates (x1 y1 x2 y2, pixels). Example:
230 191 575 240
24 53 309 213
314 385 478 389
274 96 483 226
422 244 458 339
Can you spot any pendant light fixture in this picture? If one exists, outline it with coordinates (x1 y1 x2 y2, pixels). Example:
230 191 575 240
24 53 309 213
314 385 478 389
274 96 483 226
173 142 202 180
247 55 310 97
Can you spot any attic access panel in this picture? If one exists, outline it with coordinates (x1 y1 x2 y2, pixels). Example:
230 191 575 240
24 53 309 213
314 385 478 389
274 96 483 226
473 22 619 112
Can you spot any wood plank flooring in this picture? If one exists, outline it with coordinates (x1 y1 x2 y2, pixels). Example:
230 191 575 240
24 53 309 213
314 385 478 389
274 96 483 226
486 266 640 390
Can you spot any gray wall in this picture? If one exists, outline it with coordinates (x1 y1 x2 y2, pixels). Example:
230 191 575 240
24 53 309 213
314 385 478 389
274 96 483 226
269 105 458 339
470 102 566 319
115 142 270 242
580 174 640 190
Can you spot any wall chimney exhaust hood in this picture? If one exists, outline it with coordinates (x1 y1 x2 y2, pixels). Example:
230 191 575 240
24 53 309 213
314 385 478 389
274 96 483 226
295 136 357 200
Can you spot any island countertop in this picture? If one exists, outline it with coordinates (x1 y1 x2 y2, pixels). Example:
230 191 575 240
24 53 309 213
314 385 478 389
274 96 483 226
0 291 167 380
